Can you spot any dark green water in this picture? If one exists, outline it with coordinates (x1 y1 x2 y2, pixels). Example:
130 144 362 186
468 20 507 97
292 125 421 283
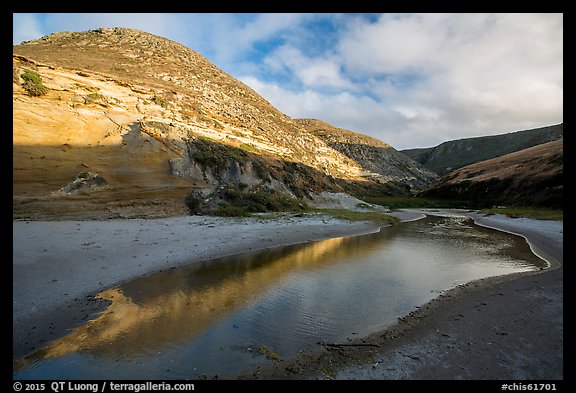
13 214 545 379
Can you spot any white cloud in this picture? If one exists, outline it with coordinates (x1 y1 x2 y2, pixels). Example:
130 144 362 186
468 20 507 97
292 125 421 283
264 45 353 89
13 14 44 44
334 13 563 146
231 13 310 47
186 14 313 65
339 14 442 75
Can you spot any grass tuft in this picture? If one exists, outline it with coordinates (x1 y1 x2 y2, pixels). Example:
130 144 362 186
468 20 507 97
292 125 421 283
312 208 399 226
257 345 281 361
362 196 471 210
481 207 563 221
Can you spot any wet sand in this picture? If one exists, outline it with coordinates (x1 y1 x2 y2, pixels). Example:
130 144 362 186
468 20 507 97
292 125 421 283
237 211 563 380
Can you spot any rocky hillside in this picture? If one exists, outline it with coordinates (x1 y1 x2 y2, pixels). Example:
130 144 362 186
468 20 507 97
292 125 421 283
419 139 563 208
401 123 563 175
13 27 430 219
296 119 437 191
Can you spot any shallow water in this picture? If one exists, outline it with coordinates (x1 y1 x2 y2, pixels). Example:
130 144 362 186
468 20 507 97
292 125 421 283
13 214 545 379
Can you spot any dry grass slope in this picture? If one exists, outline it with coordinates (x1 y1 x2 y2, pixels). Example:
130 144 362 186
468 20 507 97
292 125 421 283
419 140 563 208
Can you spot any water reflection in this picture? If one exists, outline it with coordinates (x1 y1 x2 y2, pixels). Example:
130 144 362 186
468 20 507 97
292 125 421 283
16 233 390 364
14 215 545 379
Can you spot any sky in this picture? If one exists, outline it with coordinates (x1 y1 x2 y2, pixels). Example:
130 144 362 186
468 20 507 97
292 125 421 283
13 13 563 150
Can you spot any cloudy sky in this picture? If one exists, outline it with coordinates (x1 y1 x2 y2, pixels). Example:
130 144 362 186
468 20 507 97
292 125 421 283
13 13 563 150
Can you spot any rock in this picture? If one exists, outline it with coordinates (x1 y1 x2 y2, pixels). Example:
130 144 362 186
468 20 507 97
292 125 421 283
55 172 108 195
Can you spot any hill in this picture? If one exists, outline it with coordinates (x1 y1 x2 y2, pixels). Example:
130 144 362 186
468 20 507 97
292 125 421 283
296 119 436 192
401 123 563 176
13 27 432 219
418 139 563 208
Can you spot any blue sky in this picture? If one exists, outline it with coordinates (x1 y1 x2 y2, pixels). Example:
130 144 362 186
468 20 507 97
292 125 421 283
13 13 563 150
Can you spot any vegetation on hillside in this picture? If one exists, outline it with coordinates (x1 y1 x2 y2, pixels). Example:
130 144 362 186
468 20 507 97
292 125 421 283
183 137 434 217
21 70 47 96
418 140 562 209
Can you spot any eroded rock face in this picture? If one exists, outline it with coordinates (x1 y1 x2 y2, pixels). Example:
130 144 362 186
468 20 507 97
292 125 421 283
55 172 108 195
296 118 437 190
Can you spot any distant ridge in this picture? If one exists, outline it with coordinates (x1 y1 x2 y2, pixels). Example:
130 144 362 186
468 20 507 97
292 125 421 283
419 139 563 208
296 118 437 191
401 123 563 175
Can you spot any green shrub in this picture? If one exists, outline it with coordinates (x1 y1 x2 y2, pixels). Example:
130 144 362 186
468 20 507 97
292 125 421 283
216 184 304 214
252 160 271 182
184 192 203 215
21 70 47 96
187 137 248 177
239 143 258 153
214 203 251 217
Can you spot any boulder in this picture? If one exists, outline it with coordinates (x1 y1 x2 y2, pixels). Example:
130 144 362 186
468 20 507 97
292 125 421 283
56 172 108 195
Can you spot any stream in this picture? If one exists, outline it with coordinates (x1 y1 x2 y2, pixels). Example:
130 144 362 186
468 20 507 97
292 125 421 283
13 212 546 379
